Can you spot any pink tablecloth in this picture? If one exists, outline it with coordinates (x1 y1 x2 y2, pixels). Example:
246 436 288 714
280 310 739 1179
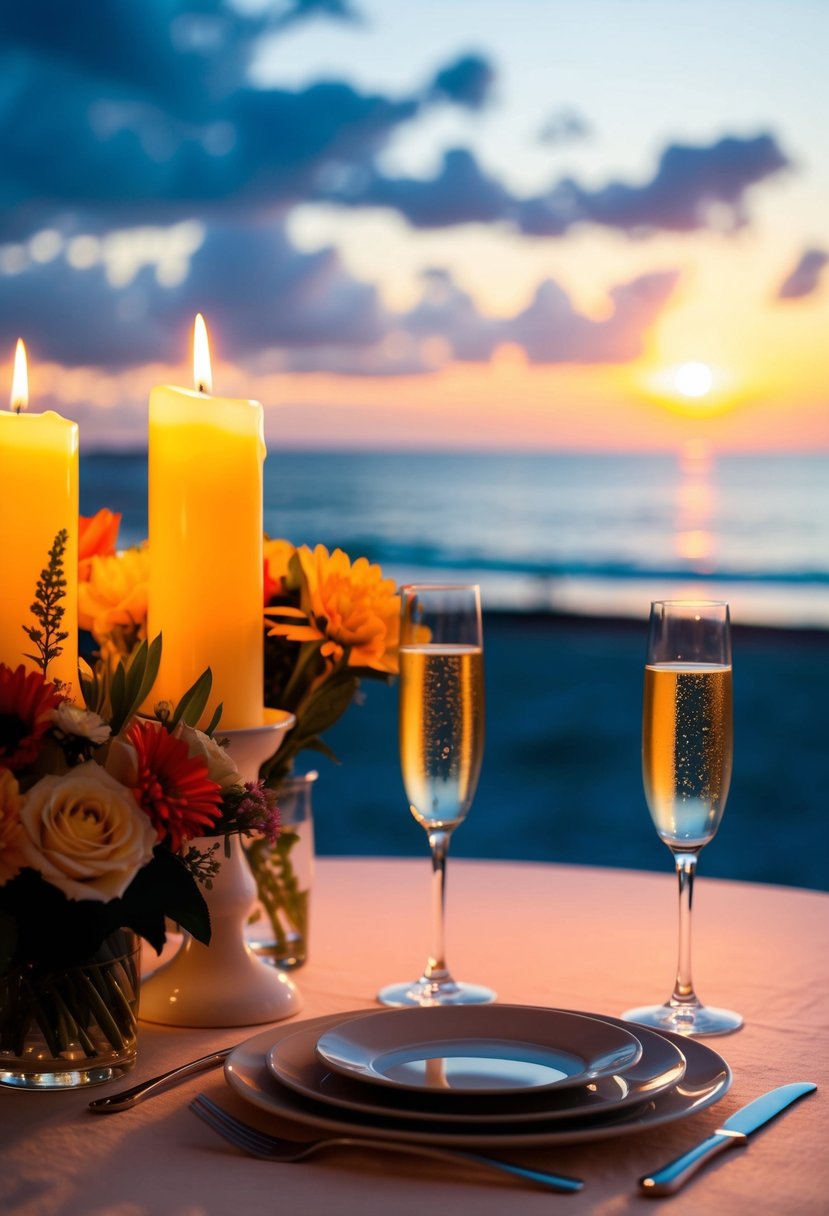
1 858 826 1215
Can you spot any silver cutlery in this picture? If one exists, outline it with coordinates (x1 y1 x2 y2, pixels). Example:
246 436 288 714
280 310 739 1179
88 1047 235 1112
189 1093 584 1192
639 1081 817 1196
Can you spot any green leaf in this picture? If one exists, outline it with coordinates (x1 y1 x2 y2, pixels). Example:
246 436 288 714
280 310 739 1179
119 849 212 950
118 633 163 728
136 633 163 710
169 667 213 730
204 701 224 737
109 660 127 732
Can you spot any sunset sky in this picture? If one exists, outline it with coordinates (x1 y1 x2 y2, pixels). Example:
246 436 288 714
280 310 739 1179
1 0 827 451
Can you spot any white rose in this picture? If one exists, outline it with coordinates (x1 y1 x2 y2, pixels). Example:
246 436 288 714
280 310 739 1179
17 762 156 902
175 723 240 790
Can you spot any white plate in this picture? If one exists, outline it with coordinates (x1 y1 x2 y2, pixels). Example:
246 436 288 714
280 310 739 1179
314 1005 643 1094
225 1008 731 1148
267 1019 685 1124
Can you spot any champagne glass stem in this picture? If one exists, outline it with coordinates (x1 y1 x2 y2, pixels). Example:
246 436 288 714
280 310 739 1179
425 830 451 981
671 851 700 1006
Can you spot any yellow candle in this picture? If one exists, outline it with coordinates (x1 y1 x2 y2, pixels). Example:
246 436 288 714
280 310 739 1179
148 316 264 728
0 340 79 691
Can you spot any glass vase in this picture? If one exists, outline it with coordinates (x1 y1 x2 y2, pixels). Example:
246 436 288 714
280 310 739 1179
245 770 316 969
0 928 140 1089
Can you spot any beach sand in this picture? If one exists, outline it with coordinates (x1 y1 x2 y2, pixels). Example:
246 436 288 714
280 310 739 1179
310 613 826 893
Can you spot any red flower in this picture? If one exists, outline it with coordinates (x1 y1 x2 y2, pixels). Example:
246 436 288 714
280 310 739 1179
125 719 223 851
0 663 63 773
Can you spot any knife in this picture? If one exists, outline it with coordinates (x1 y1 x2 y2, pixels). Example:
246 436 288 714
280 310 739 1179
639 1081 817 1197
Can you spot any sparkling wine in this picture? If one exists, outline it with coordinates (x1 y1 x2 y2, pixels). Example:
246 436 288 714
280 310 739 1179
399 645 484 830
642 662 733 848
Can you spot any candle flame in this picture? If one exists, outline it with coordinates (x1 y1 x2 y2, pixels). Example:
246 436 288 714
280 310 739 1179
193 313 212 394
10 339 28 413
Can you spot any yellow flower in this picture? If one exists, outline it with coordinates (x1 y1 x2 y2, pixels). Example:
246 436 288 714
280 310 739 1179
0 768 25 885
267 544 399 674
78 546 150 655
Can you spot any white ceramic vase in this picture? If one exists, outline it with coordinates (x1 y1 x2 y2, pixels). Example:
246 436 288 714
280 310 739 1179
140 710 304 1027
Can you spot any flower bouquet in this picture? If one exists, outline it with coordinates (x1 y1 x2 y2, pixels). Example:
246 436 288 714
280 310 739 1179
0 531 278 1087
75 513 399 967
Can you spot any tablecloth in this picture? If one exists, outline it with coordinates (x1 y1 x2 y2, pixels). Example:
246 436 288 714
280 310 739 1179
1 858 826 1215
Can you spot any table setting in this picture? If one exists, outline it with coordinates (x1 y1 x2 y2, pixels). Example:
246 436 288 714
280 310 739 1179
1 321 826 1214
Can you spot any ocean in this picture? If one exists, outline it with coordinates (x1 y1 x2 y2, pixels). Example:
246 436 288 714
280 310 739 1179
83 448 829 630
80 449 828 892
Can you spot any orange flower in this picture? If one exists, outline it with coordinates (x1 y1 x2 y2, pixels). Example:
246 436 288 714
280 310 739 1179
263 538 296 604
0 663 63 773
124 719 223 851
78 546 149 655
267 544 399 674
79 509 121 581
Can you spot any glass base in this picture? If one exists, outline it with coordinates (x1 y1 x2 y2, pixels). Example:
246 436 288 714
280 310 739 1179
621 999 743 1038
377 976 497 1008
248 939 306 970
0 1056 135 1090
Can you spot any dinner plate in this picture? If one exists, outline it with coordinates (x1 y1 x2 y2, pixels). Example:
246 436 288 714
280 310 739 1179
225 1008 731 1148
314 1005 643 1094
266 1018 686 1125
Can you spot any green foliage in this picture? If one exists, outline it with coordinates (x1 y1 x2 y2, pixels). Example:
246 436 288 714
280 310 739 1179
167 667 217 731
22 529 69 677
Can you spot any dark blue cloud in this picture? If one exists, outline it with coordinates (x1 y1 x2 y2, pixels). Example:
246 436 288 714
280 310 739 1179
334 148 513 227
776 247 828 300
428 54 496 110
337 133 790 236
0 2 489 237
562 134 791 234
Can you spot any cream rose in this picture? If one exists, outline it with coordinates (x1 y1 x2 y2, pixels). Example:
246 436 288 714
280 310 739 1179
17 762 156 902
175 724 241 790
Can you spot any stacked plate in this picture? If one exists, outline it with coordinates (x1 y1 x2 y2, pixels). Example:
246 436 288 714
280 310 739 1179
224 1004 732 1148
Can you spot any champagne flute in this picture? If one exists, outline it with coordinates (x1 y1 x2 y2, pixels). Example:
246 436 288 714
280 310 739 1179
622 600 742 1036
377 584 496 1007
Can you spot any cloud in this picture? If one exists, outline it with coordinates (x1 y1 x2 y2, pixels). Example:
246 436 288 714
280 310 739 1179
333 148 514 227
505 270 680 363
0 3 494 240
428 54 496 110
776 247 829 300
558 133 791 234
0 221 387 367
327 133 790 237
0 214 678 375
538 108 592 146
398 266 679 367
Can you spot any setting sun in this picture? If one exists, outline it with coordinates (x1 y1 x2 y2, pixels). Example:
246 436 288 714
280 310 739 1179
675 362 714 399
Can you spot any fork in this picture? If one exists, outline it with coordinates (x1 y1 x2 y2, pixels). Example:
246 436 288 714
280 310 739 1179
189 1094 583 1192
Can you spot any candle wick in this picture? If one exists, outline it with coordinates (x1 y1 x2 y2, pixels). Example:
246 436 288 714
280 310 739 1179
196 381 209 394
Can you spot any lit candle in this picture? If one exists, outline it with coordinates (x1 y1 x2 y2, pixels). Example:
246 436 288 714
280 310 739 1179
148 315 265 728
0 340 79 690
